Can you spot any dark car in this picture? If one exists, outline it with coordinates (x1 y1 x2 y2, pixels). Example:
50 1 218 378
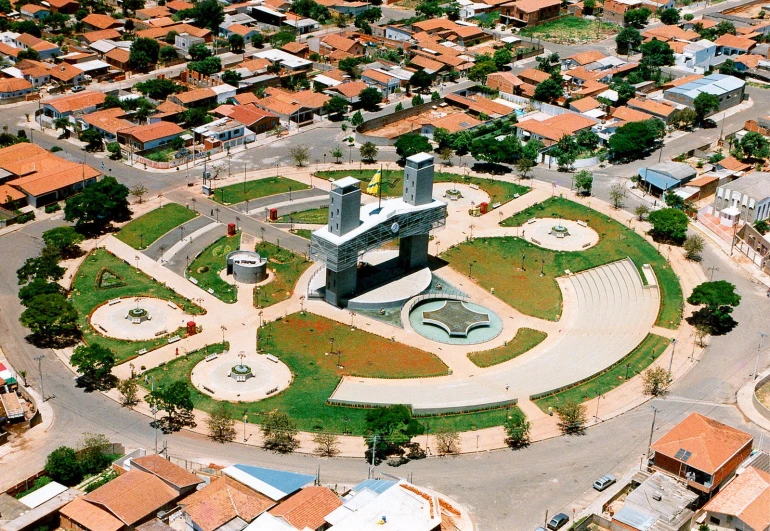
547 513 569 530
702 118 717 129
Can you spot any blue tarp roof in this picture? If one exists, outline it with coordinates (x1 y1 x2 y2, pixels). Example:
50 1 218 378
231 464 314 498
351 479 397 495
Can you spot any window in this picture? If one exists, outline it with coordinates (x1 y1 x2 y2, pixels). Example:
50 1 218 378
709 516 720 526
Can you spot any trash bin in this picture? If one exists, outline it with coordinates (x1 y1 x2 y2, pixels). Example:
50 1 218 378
227 223 236 236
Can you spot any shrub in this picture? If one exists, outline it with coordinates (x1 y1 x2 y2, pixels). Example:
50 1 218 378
45 203 61 214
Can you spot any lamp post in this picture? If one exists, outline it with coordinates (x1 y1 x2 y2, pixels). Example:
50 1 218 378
180 225 185 241
595 394 603 420
243 413 248 441
139 233 144 249
468 261 473 278
329 337 335 356
288 186 292 201
33 354 45 401
753 332 768 380
135 255 139 271
221 325 227 344
667 338 677 380
521 254 526 271
540 259 545 276
214 207 220 222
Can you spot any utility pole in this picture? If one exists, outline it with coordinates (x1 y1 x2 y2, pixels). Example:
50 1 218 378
647 407 658 459
753 332 768 380
667 338 677 380
151 376 158 455
370 434 377 477
33 355 45 401
708 266 719 281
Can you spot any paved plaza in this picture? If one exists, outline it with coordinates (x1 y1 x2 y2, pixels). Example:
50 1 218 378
90 298 187 341
524 218 599 252
191 350 292 402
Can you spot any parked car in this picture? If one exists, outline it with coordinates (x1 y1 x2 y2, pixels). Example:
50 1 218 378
593 474 616 491
547 513 569 530
71 85 85 92
535 528 546 531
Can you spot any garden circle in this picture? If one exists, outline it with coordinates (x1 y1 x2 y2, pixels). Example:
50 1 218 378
190 350 292 402
90 298 183 341
522 218 599 251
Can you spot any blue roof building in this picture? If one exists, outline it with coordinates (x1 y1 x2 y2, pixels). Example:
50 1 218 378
639 161 696 196
223 465 315 501
664 73 746 113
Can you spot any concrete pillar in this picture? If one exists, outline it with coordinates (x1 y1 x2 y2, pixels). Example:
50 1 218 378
398 234 430 270
324 266 357 307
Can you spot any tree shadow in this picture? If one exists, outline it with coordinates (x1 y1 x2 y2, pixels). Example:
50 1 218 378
25 332 78 349
471 162 511 175
74 374 118 393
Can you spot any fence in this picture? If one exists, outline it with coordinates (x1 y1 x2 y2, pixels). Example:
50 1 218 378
167 454 224 476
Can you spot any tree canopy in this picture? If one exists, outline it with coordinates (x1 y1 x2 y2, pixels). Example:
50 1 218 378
659 8 680 25
609 119 663 160
191 0 224 30
533 78 563 102
146 381 196 431
71 343 117 390
686 281 741 335
648 207 689 243
359 87 382 110
129 37 159 70
42 226 84 259
19 292 79 347
693 92 719 123
394 133 431 160
640 38 674 67
64 176 131 235
624 7 651 28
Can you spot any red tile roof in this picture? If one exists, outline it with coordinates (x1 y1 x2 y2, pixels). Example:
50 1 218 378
566 50 607 65
268 487 342 530
223 104 278 126
81 28 122 43
121 122 184 143
703 466 770 530
44 91 105 113
82 13 121 29
84 470 178 526
570 96 601 113
0 78 33 93
612 105 653 123
516 112 596 142
181 476 274 531
330 80 368 98
131 455 204 489
714 34 756 50
60 498 124 531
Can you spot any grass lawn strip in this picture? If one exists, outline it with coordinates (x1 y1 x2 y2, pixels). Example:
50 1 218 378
116 204 197 250
187 234 240 303
315 170 529 205
495 197 682 327
468 328 548 368
292 229 312 240
211 176 310 205
71 249 204 364
277 207 328 224
253 241 311 308
534 334 670 413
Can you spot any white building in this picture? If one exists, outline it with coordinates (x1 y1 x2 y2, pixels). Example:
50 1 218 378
711 172 770 226
675 39 717 73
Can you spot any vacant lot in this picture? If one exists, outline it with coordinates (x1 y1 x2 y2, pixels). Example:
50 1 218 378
116 204 197 249
520 16 620 44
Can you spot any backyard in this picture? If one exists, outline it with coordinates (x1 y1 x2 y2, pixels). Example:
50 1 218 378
187 234 240 303
140 314 520 433
468 328 548 368
496 197 683 328
253 241 311 308
211 176 310 205
71 249 204 363
115 204 197 250
315 170 529 205
534 333 670 412
520 16 620 44
277 207 328 225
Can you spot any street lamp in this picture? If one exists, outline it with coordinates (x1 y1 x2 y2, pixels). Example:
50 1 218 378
468 261 473 278
521 254 526 271
540 259 545 276
214 207 220 222
221 325 227 344
33 354 45 402
180 225 185 241
667 338 677 380
135 255 139 271
243 413 248 441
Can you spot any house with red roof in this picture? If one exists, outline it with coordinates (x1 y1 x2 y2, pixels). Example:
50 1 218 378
117 122 185 152
703 466 770 531
499 0 561 26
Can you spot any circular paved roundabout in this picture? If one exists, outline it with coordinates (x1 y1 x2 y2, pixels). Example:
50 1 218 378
190 350 292 401
90 297 184 341
522 218 599 252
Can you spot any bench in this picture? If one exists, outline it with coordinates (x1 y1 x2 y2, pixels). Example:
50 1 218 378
108 298 121 306
236 375 246 383
577 220 588 227
207 288 215 294
137 348 148 355
527 218 537 225
266 387 279 395
531 238 541 245
205 354 218 362
189 277 199 285
492 202 501 209
154 329 168 337
556 232 565 239
167 335 181 344
131 318 141 324
450 195 459 201
266 354 279 363
167 302 178 310
203 386 215 395
582 242 591 249
98 324 108 332
469 183 479 190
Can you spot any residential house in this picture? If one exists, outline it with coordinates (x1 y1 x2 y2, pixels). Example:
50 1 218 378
569 96 604 118
129 455 203 497
664 74 745 113
251 96 315 126
15 60 51 86
253 49 312 72
421 112 481 138
675 39 717 73
174 33 205 57
222 24 262 45
177 475 274 531
410 19 488 46
603 0 643 24
281 41 309 59
117 121 185 152
515 112 596 146
282 13 320 34
325 80 368 104
361 68 400 97
224 465 316 503
486 71 525 94
408 54 445 75
149 100 187 123
320 34 364 57
166 0 194 13
650 412 754 496
702 466 770 531
0 78 34 100
610 473 698 531
638 161 696 195
81 14 123 32
49 63 86 86
169 87 218 108
250 5 287 27
264 86 329 115
105 47 131 71
220 104 279 133
717 154 752 174
561 50 607 70
626 97 677 123
20 4 49 20
194 117 255 150
612 105 654 123
499 0 561 26
733 54 765 73
77 107 133 142
135 6 171 19
517 68 550 86
81 29 123 44
715 34 756 56
246 487 342 531
39 91 105 124
444 93 514 118
14 33 61 60
642 25 700 42
712 172 770 226
47 0 80 14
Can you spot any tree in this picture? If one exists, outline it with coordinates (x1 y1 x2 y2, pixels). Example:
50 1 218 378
359 87 382 111
13 20 41 37
289 146 309 167
18 279 63 307
43 227 83 259
261 411 299 452
493 47 512 70
313 433 340 456
467 60 497 83
609 119 662 161
504 410 531 448
693 92 719 124
350 110 364 127
134 80 183 103
576 129 599 153
395 133 431 160
416 0 443 17
360 141 378 162
642 366 671 396
412 94 424 106
128 184 148 205
269 30 295 48
611 79 637 106
323 95 349 119
609 183 628 209
164 30 178 44
516 156 535 180
71 344 116 390
648 207 689 243
45 447 82 486
719 59 737 76
188 42 212 61
206 402 236 443
556 400 587 434
228 33 244 53
189 56 221 75
624 7 652 28
536 52 560 74
221 69 241 86
364 405 423 460
616 26 643 53
755 219 770 235
64 176 130 234
80 128 103 152
552 134 578 171
293 0 331 21
738 131 769 161
54 117 70 136
19 293 79 347
640 38 674 66
182 107 211 128
635 204 650 220
17 248 65 285
146 381 196 431
330 146 344 163
671 108 697 130
410 69 434 92
471 136 520 165
533 78 562 103
715 20 736 36
574 170 593 196
452 130 473 156
434 429 460 455
117 378 139 408
159 45 178 63
129 37 159 70
686 280 741 336
683 234 705 260
124 18 136 33
122 0 145 14
192 0 224 31
659 7 680 25
78 433 113 474
17 48 39 61
431 90 440 102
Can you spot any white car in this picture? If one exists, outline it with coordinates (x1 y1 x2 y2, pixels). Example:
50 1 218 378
593 474 616 491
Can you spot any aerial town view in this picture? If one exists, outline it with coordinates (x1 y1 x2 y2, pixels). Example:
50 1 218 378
4 0 770 527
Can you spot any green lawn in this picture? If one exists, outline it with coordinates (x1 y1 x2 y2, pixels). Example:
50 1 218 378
292 229 312 240
211 176 310 205
520 16 620 44
315 170 529 205
254 241 311 308
277 207 328 224
496 197 683 328
139 314 515 434
116 204 197 250
71 249 204 364
468 328 548 368
534 334 670 412
187 234 240 303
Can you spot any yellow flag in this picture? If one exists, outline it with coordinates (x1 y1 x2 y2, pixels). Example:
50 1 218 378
366 169 381 196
